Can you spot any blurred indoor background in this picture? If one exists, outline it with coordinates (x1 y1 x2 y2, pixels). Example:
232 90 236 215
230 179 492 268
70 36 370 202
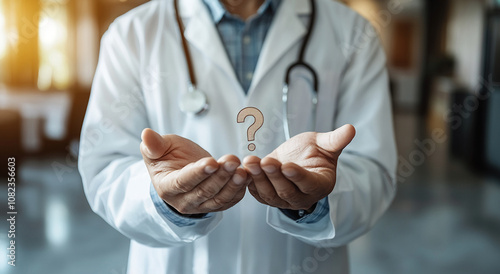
0 0 499 273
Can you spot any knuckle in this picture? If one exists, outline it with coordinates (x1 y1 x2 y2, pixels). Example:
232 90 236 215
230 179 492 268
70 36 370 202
259 193 278 203
194 168 209 182
301 184 319 194
276 190 298 201
212 170 231 183
172 177 190 193
227 184 244 195
212 196 230 208
233 190 246 202
195 185 215 200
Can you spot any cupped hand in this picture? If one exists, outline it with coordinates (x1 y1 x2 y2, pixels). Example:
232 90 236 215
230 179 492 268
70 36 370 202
243 125 356 212
141 129 248 215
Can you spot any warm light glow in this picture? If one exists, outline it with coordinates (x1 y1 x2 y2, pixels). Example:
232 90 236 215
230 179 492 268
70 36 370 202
38 0 72 90
0 1 7 59
39 17 66 48
37 63 53 90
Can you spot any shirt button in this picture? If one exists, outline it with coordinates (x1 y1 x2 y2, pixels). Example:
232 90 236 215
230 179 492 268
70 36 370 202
246 72 253 81
243 35 251 44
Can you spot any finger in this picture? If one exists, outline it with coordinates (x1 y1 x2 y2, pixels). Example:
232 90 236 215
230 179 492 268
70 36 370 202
243 156 273 200
316 124 356 156
184 155 240 205
165 157 219 195
217 186 247 212
243 156 289 208
281 162 334 195
247 182 268 205
210 187 246 213
198 167 248 211
261 157 303 205
141 128 171 160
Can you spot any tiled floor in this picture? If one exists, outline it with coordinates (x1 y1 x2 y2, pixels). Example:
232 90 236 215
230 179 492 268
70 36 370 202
350 167 500 274
0 154 130 274
349 112 500 274
1 112 500 274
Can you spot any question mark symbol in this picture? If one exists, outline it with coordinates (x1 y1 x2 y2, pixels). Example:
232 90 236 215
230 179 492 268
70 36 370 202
237 107 264 151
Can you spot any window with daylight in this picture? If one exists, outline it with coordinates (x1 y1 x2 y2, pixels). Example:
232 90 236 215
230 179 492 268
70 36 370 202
38 0 72 90
0 0 73 90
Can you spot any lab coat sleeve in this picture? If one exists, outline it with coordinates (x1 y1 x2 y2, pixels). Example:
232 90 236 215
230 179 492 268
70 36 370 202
279 197 330 223
267 20 397 247
78 21 222 248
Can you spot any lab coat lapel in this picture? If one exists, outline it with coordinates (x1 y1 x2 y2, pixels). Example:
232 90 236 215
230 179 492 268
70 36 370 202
248 0 311 96
180 0 242 93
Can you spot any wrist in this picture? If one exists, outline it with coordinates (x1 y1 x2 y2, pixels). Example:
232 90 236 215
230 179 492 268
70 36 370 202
164 200 208 219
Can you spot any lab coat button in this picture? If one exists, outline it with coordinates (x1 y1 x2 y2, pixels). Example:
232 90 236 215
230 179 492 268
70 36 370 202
243 36 251 44
246 72 253 81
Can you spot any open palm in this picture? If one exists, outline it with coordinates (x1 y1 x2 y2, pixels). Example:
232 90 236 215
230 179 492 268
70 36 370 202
243 125 356 211
141 129 248 214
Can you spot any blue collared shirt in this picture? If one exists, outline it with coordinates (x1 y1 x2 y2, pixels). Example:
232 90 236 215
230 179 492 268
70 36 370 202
203 0 280 93
150 0 329 227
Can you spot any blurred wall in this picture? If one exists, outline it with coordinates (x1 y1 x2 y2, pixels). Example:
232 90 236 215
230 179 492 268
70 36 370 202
0 0 149 155
344 0 425 110
446 0 485 90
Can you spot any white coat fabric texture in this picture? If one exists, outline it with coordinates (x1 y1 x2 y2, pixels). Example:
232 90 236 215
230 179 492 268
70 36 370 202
78 0 398 273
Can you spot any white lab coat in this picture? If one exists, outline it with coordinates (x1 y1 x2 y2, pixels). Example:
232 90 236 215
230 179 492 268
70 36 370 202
78 0 397 273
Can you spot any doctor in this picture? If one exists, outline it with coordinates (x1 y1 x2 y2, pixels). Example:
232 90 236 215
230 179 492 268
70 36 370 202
79 0 397 273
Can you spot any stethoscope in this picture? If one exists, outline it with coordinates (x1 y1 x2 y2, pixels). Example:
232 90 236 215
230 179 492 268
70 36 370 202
174 0 318 140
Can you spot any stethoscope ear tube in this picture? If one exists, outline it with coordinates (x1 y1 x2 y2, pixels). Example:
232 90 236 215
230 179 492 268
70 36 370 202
174 0 197 88
175 0 211 116
282 0 318 140
284 0 318 90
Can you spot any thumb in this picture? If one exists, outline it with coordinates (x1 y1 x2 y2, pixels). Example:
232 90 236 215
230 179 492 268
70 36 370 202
316 124 356 154
141 128 170 160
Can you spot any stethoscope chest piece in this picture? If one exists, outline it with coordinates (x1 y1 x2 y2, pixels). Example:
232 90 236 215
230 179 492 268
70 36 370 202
179 87 209 116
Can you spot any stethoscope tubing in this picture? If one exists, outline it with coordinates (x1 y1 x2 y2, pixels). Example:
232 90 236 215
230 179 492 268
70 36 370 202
282 0 318 140
174 0 197 88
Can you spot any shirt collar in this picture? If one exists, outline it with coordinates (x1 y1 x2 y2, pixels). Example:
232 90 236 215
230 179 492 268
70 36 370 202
203 0 282 23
